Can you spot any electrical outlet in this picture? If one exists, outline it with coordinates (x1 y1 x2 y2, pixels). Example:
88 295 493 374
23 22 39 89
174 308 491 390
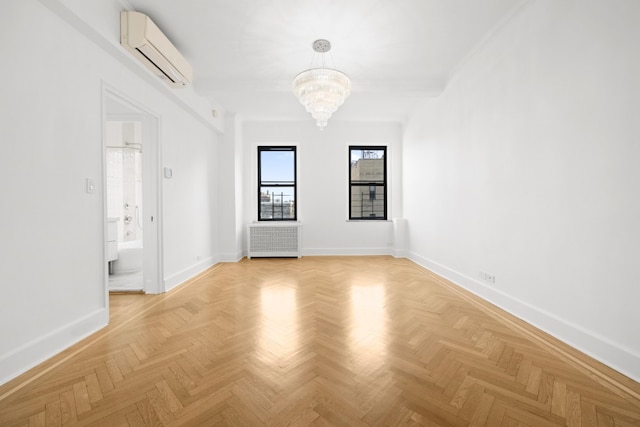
479 271 495 283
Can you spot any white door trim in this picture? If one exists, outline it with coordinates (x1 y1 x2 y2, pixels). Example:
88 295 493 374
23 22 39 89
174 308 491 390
101 83 164 298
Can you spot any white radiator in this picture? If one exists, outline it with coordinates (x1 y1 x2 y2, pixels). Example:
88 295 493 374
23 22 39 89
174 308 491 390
247 222 302 258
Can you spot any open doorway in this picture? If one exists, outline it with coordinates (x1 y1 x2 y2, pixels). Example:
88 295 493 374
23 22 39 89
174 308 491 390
103 88 162 294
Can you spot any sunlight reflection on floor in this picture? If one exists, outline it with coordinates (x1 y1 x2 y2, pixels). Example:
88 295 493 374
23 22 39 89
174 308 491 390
258 285 299 360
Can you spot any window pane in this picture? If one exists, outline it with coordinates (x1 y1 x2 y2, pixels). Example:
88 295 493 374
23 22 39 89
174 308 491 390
259 186 296 220
350 149 385 182
350 185 385 219
260 150 295 184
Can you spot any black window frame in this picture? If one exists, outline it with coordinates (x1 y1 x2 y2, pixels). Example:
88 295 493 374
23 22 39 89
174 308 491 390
257 146 297 221
348 145 388 220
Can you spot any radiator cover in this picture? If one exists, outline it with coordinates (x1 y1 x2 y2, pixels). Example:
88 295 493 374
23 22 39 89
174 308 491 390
247 222 302 258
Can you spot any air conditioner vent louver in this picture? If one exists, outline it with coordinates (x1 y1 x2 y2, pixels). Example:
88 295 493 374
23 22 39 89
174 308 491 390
120 11 192 88
247 223 302 258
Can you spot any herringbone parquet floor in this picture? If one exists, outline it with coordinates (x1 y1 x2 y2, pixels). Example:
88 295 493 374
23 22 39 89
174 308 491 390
1 256 639 426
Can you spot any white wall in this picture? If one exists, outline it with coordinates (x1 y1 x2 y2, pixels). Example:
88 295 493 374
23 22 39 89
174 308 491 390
0 0 220 384
161 106 220 290
218 113 245 262
242 120 402 255
403 0 640 381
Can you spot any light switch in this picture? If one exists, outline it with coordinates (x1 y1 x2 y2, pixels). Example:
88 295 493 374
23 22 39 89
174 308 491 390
164 167 173 178
86 178 95 194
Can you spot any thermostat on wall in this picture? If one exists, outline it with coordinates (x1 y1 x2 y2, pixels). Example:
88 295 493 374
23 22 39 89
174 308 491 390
164 167 173 178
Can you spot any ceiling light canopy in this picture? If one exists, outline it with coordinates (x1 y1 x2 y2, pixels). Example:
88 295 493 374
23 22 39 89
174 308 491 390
292 40 351 130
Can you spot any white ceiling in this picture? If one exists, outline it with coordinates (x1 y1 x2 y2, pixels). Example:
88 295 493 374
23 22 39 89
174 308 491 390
127 0 524 122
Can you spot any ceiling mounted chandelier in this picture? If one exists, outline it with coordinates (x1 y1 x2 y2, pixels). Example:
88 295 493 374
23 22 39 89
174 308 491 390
292 39 351 130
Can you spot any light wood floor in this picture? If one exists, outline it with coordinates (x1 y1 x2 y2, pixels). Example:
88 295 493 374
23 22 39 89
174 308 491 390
1 256 639 426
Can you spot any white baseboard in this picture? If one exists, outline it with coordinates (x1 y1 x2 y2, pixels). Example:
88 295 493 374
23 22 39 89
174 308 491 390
303 247 393 256
0 308 108 386
218 251 244 262
393 249 409 258
164 256 219 292
408 252 640 383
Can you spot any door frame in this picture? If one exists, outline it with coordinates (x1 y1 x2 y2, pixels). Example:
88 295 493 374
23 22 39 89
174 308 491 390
101 84 164 299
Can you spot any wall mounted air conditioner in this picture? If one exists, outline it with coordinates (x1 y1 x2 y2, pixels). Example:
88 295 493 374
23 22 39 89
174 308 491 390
120 11 193 88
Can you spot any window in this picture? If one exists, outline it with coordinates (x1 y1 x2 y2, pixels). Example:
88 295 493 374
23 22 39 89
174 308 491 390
349 146 387 220
258 146 297 221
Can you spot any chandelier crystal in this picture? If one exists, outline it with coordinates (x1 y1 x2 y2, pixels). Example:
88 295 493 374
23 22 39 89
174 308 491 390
292 40 351 129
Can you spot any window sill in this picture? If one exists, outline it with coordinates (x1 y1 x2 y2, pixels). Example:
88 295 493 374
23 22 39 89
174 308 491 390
346 219 391 223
